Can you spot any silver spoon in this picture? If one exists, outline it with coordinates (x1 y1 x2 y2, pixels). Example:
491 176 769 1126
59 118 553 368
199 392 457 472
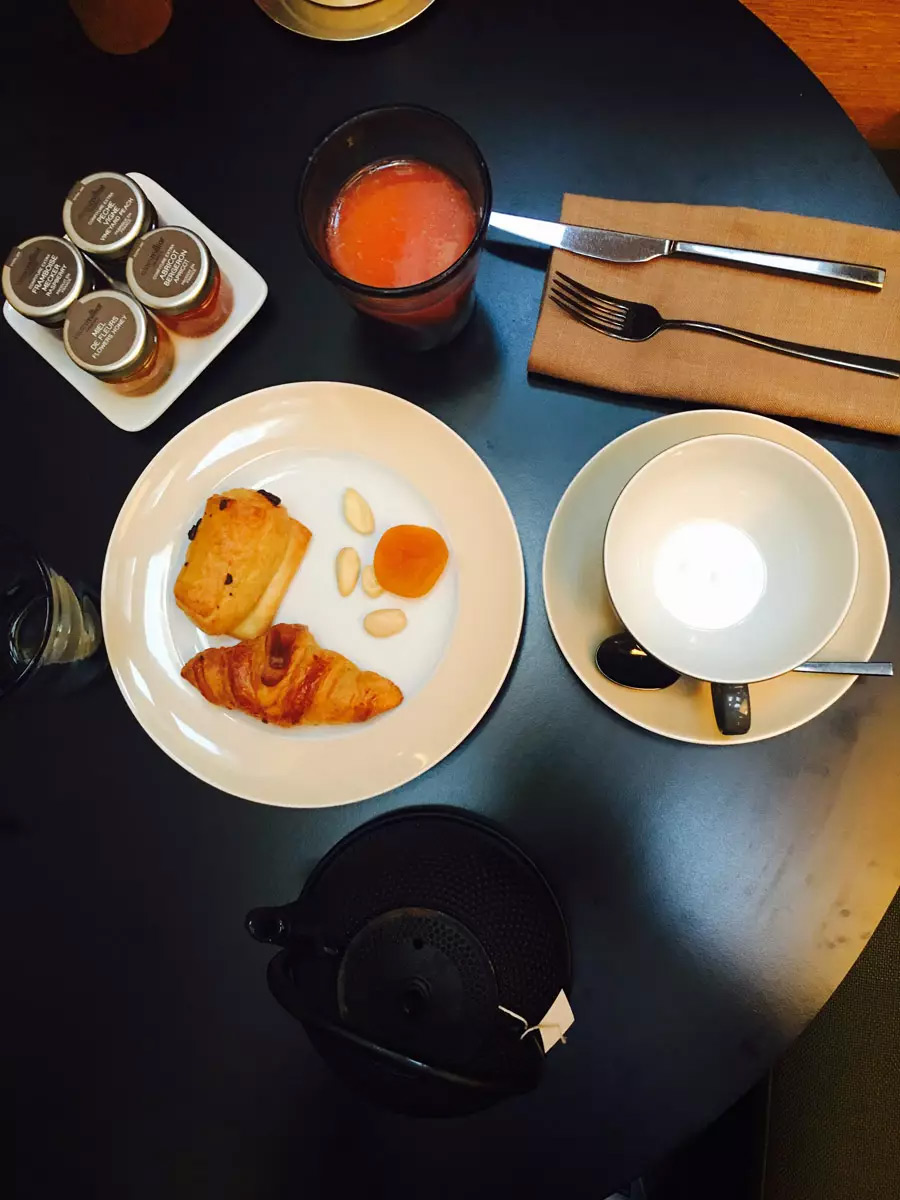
595 632 893 691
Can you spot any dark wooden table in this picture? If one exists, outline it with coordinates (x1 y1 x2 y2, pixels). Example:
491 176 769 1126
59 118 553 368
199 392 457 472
5 2 900 1197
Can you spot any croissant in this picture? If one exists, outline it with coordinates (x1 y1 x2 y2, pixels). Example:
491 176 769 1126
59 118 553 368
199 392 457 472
181 623 403 727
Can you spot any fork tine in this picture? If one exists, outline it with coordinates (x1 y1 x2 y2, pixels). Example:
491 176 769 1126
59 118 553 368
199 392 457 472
550 287 627 336
550 290 614 334
551 273 622 307
551 278 627 326
555 272 629 317
552 274 627 323
550 283 626 331
549 284 628 328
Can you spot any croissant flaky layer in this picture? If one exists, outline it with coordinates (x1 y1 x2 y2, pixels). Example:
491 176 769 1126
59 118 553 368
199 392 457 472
181 623 403 727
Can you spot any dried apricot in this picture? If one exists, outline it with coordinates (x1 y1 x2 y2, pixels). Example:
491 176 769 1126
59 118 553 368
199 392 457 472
373 525 449 598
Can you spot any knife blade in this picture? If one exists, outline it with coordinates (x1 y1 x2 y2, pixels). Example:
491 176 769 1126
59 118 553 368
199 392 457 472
488 212 885 290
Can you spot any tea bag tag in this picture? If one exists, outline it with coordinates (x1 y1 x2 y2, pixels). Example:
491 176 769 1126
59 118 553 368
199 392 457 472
538 988 574 1052
498 988 574 1052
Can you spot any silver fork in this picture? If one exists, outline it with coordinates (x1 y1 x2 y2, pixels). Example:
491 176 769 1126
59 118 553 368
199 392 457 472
549 272 900 378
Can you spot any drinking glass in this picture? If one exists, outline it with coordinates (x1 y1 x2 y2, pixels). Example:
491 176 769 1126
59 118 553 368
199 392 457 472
298 104 492 350
0 527 104 700
68 0 172 54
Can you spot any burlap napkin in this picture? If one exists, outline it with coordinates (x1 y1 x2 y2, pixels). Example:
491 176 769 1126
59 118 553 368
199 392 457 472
528 194 900 434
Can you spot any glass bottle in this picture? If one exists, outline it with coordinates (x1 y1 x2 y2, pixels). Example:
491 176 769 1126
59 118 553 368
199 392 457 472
62 171 158 274
63 289 174 396
126 226 233 337
2 235 101 328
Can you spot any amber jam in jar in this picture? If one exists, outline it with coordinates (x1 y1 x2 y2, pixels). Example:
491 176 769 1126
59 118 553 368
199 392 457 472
2 236 101 328
62 172 157 273
62 290 174 396
125 226 233 337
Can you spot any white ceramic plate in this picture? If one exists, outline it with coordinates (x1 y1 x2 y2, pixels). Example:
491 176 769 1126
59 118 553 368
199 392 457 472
103 382 524 806
543 410 890 745
3 174 267 432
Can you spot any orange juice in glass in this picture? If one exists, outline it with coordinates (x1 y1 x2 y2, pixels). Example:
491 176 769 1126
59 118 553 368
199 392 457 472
298 105 492 350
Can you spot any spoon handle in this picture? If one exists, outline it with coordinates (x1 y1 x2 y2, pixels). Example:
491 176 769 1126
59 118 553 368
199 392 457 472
792 661 893 676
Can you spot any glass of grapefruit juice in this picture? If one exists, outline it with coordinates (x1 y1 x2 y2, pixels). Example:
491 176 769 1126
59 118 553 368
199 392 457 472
298 105 492 350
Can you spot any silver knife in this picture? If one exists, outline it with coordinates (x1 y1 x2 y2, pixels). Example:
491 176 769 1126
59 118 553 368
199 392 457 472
488 212 886 291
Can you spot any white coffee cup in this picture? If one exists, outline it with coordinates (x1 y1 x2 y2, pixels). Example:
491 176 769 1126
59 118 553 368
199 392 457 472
604 433 859 686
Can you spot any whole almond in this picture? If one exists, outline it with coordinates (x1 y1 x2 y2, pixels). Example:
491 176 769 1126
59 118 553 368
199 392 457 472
343 488 375 535
364 608 407 638
361 564 384 598
336 547 360 597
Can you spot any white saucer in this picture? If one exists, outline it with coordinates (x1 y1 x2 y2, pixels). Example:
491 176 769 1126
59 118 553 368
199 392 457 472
103 382 524 807
542 410 890 745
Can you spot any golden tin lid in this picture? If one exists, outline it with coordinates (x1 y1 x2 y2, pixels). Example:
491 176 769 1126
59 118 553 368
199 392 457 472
126 227 217 316
63 289 157 381
62 172 157 260
2 236 92 326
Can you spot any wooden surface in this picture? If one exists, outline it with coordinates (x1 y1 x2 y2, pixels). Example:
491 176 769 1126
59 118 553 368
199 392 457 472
742 0 900 148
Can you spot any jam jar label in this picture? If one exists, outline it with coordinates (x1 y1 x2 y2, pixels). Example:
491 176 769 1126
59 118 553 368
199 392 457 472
66 295 136 366
67 176 140 247
4 238 79 307
130 229 202 299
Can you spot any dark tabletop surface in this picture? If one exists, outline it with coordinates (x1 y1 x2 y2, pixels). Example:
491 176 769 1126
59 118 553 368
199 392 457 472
5 1 900 1197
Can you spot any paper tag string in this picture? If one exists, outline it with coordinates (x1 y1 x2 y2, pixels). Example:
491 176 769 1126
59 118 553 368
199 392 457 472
498 1004 568 1046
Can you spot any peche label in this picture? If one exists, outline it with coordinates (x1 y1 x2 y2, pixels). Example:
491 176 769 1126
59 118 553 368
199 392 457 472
67 176 139 247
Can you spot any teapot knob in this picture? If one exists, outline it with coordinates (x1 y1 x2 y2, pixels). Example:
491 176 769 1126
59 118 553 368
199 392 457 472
245 906 291 946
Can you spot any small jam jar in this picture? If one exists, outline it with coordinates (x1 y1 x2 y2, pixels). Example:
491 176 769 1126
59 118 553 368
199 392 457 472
62 172 157 272
2 235 101 328
125 226 233 337
63 290 174 396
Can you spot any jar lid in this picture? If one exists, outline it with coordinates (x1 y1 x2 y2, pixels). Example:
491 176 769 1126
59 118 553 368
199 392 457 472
126 226 214 315
2 236 86 321
62 172 151 258
63 290 154 380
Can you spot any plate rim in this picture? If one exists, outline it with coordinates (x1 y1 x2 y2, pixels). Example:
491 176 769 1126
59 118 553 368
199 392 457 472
254 0 435 41
102 381 525 806
542 408 890 746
